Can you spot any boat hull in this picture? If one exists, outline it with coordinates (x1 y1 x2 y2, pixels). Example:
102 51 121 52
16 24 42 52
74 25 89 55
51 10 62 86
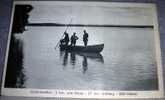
60 44 104 53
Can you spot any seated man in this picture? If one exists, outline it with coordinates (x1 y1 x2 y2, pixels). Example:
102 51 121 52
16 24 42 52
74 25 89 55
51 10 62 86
60 31 69 46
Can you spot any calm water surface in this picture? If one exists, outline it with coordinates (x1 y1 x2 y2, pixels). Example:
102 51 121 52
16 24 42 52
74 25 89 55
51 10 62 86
10 27 158 90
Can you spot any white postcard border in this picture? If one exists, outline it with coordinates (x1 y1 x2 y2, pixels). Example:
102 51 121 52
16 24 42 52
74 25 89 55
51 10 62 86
1 1 164 99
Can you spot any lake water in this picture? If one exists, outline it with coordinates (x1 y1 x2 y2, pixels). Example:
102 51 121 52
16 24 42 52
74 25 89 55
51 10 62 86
6 27 158 90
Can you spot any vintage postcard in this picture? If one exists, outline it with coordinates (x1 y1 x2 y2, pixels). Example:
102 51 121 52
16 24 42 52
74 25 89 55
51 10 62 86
1 1 164 99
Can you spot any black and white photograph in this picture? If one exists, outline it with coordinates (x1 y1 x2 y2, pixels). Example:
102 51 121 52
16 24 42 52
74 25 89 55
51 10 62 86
1 1 164 98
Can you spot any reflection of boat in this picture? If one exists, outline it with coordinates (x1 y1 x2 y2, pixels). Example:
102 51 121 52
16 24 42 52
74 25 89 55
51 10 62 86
76 52 104 63
60 50 104 73
60 44 104 53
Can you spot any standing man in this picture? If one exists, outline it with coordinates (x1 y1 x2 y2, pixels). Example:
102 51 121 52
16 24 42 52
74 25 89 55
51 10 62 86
60 31 69 46
83 30 89 46
71 32 79 46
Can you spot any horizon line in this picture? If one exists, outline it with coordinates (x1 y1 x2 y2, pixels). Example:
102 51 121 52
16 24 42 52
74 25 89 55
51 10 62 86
27 23 154 28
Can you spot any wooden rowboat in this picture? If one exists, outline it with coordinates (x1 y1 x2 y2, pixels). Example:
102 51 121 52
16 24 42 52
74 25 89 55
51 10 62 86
60 44 104 53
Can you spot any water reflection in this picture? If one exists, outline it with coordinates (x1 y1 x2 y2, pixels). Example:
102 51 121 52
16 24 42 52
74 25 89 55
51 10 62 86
70 52 76 66
82 56 88 74
5 35 26 88
60 50 104 74
60 51 69 70
77 52 104 63
63 51 69 67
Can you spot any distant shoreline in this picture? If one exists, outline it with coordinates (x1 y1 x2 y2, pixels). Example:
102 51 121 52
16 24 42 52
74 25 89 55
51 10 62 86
27 23 153 28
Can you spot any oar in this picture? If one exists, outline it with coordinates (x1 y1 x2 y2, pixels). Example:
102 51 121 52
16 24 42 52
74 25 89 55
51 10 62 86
54 18 73 49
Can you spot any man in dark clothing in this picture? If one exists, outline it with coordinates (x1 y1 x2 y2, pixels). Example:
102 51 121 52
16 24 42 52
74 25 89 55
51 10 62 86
71 32 79 46
60 31 69 46
83 30 89 46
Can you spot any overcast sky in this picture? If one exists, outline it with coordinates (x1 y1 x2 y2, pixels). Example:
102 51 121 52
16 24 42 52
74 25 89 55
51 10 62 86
28 5 154 26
